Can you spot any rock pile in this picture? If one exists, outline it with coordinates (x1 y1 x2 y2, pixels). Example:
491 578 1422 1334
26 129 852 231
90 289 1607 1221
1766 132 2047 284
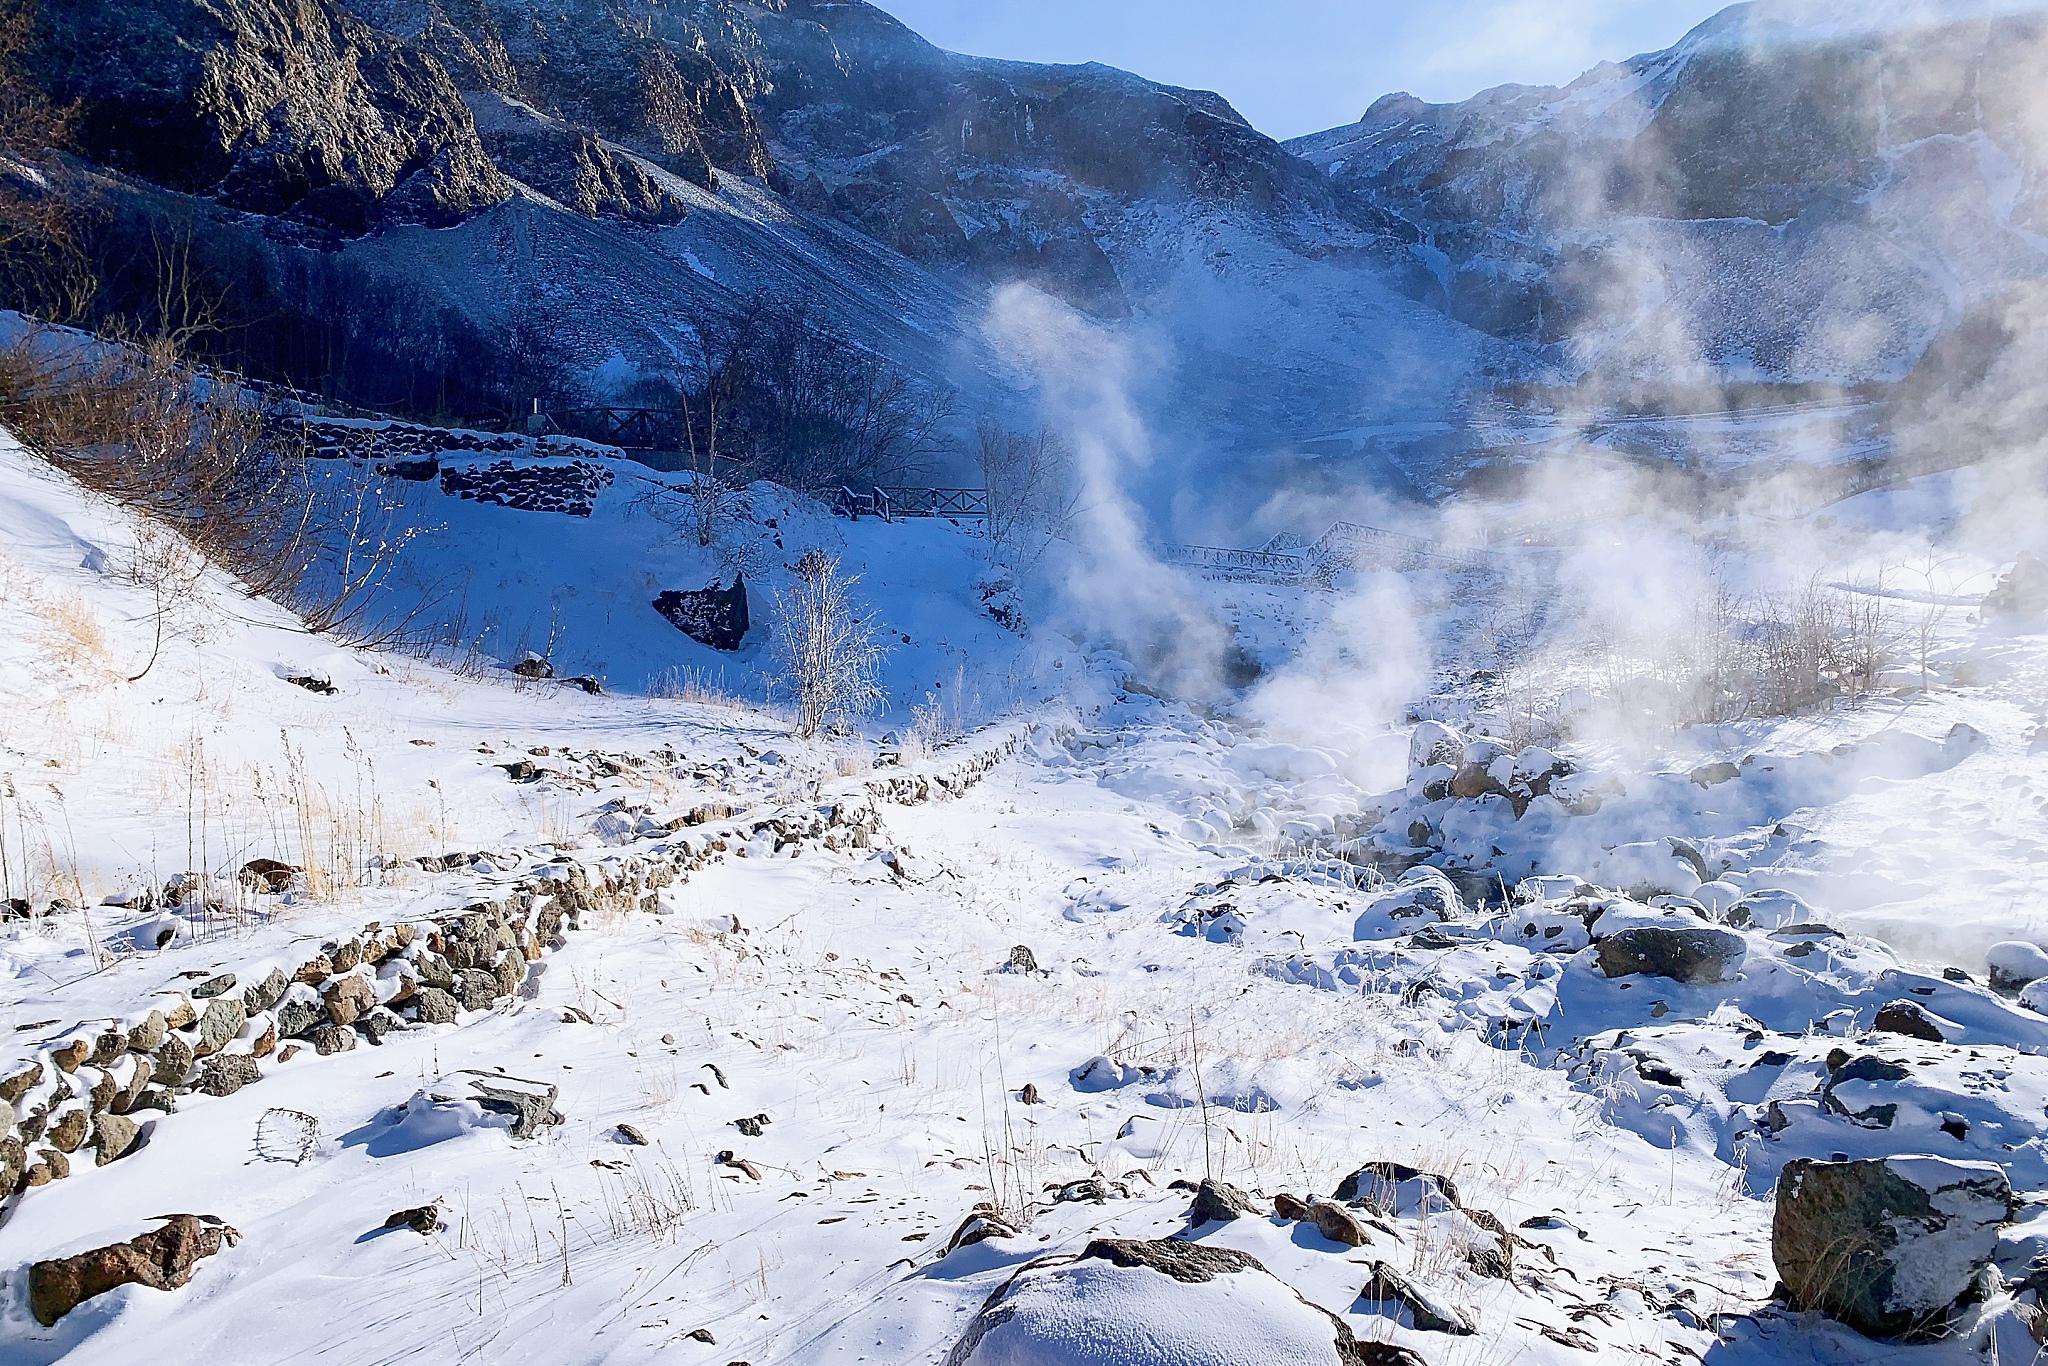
439 459 614 517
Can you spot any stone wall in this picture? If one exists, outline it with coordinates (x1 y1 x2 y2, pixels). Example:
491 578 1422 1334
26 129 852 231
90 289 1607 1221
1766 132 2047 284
438 459 615 517
0 720 1058 1211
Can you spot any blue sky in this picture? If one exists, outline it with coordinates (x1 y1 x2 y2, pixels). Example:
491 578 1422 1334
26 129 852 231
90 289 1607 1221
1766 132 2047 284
872 0 1730 139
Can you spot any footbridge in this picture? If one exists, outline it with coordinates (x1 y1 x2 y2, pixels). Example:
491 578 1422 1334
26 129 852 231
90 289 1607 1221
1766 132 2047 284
1165 521 1498 586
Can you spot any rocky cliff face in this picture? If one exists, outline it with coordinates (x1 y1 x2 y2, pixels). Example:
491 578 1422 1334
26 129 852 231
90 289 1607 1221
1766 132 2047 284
1291 3 2048 386
33 0 510 235
21 0 1418 418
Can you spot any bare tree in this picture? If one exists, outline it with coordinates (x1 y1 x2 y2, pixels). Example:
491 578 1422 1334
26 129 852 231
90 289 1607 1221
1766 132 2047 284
775 549 885 738
975 418 1075 571
679 299 955 493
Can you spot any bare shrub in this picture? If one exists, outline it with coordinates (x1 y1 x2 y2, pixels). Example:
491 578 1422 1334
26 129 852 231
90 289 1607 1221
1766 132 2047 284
3 242 437 649
775 549 885 738
0 0 92 318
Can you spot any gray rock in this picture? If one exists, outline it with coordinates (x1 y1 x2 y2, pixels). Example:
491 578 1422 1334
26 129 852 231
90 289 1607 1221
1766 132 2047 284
1773 1156 2011 1339
189 973 237 1000
189 996 247 1058
454 968 501 1012
126 1010 168 1054
356 1007 405 1045
91 1113 141 1165
193 1055 261 1098
309 1024 357 1056
241 967 291 1013
1189 1177 1256 1223
1594 925 1747 984
274 984 325 1038
411 987 459 1025
434 1071 561 1139
153 1031 194 1083
1335 1162 1462 1214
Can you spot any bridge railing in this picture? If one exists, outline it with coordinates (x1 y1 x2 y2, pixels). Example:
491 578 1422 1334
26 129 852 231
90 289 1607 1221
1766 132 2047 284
834 486 989 521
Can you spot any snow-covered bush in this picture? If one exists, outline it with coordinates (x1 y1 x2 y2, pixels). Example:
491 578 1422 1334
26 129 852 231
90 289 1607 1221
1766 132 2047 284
775 548 885 738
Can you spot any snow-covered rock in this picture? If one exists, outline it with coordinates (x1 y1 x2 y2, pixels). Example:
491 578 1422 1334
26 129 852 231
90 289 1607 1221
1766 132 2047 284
1773 1155 2011 1339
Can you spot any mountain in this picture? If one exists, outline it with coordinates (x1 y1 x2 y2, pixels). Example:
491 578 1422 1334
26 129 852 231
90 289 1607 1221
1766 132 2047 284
18 0 1467 449
13 0 2047 486
1291 0 2048 392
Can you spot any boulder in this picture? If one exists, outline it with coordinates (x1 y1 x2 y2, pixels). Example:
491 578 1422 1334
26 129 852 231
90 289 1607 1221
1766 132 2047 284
1985 553 2048 621
1594 925 1746 984
241 966 291 1012
29 1215 239 1326
1301 1198 1369 1247
189 996 247 1058
454 968 501 1011
308 1024 357 1056
153 1031 195 1083
274 984 325 1038
1335 1162 1461 1214
1189 1177 1256 1223
1407 720 1464 773
438 1071 561 1139
1987 941 2048 995
126 1010 168 1054
189 973 238 1000
1872 1000 1946 1042
356 1007 405 1045
1 1058 45 1103
91 1113 140 1165
1773 1156 2010 1339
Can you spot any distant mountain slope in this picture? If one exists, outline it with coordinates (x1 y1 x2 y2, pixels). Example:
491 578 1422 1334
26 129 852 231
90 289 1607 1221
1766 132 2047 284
1292 0 2048 388
9 0 1495 469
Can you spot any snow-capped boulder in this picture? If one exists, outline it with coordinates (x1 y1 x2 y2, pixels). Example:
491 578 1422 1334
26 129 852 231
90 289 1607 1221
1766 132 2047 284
1352 867 1463 938
1407 720 1464 774
1587 841 1704 899
1773 1156 2011 1339
1726 887 1820 931
1986 554 2048 621
1592 922 1747 985
945 1237 1422 1366
1988 941 2048 995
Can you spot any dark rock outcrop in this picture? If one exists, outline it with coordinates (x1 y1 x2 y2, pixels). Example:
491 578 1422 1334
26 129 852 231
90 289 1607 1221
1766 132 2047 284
654 577 750 652
31 0 508 236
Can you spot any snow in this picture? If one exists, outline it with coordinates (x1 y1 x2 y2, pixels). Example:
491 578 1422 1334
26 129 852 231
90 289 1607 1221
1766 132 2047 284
0 423 2043 1366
